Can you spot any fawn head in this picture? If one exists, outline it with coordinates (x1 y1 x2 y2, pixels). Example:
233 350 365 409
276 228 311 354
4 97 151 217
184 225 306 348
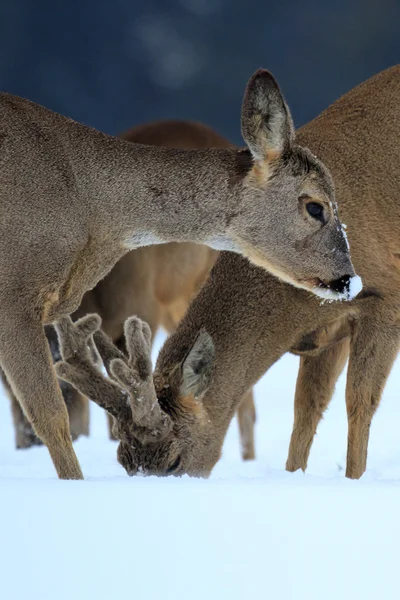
55 315 219 478
236 69 360 300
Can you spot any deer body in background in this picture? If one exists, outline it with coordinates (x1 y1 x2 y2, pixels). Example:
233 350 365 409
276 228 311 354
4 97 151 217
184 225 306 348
6 120 256 461
0 69 355 479
56 65 400 480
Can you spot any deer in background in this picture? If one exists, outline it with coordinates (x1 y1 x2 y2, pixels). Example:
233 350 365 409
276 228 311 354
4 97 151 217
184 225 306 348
6 119 257 461
56 65 399 480
0 68 355 479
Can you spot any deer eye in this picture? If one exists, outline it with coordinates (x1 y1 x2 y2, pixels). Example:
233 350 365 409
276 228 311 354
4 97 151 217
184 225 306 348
306 202 325 222
166 455 181 474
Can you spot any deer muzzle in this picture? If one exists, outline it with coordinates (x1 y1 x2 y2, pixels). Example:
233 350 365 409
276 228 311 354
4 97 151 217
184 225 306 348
306 272 362 301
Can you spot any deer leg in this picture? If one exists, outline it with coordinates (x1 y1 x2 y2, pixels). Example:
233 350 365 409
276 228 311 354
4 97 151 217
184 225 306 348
46 324 90 440
11 394 43 448
10 383 88 447
345 316 400 479
0 308 83 479
236 389 256 460
1 367 42 448
4 325 89 449
286 338 349 473
61 382 90 439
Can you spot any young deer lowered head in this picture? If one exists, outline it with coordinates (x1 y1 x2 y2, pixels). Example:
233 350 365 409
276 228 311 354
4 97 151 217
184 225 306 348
54 315 217 477
0 67 355 479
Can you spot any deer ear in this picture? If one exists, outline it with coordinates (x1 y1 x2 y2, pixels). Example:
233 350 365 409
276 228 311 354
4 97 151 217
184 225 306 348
241 69 294 162
180 330 215 401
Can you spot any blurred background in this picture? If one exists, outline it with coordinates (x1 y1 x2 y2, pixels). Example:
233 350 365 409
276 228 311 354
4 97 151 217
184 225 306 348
0 0 399 144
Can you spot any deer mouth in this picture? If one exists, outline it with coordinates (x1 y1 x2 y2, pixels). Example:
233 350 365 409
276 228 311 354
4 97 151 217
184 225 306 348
301 274 362 301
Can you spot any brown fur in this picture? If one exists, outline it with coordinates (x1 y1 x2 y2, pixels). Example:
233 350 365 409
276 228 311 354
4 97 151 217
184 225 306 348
156 65 400 480
0 69 353 478
5 119 256 459
178 393 207 421
57 65 400 479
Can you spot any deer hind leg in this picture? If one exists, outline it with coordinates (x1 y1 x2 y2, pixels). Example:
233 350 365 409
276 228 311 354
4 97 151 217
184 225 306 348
345 315 400 479
236 390 256 460
286 337 349 473
0 305 83 479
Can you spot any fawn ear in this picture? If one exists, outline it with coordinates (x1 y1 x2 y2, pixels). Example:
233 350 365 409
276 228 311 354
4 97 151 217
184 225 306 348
241 69 294 162
180 330 215 401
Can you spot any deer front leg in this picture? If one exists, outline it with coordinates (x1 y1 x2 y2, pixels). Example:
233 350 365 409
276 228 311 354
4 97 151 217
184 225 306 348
286 338 349 473
345 316 400 479
3 326 89 449
237 390 256 460
0 307 83 479
45 323 90 440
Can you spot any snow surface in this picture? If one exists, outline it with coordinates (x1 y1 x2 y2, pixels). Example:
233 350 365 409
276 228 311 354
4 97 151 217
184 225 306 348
1 329 400 600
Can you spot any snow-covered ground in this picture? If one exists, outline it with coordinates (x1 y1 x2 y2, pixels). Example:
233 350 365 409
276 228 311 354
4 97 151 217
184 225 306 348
1 330 400 600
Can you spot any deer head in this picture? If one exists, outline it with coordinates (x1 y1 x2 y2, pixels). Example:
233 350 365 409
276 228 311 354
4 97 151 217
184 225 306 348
235 69 361 301
54 315 217 477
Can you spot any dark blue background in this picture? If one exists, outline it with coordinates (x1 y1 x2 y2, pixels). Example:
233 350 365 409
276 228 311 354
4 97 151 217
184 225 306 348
1 0 398 143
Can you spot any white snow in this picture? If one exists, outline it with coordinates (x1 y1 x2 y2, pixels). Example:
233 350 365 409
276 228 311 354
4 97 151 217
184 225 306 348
1 330 400 600
349 273 363 299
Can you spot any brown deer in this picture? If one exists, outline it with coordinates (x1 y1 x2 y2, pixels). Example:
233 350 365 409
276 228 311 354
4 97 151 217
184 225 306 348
55 65 399 480
0 69 355 479
6 120 256 460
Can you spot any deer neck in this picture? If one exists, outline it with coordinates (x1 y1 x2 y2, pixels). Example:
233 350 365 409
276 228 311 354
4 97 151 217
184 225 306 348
80 134 248 251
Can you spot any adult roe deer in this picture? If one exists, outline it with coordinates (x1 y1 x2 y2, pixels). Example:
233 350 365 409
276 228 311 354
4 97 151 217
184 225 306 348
55 65 399 479
6 120 257 460
0 69 356 479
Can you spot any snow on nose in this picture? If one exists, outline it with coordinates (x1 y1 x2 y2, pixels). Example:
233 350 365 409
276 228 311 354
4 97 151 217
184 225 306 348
348 274 363 299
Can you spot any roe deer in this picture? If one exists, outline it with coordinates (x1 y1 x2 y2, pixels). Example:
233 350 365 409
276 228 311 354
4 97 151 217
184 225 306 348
0 69 355 479
6 120 256 460
55 65 399 479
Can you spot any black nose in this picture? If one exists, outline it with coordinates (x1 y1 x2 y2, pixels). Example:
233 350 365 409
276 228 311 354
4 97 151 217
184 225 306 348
329 274 351 296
